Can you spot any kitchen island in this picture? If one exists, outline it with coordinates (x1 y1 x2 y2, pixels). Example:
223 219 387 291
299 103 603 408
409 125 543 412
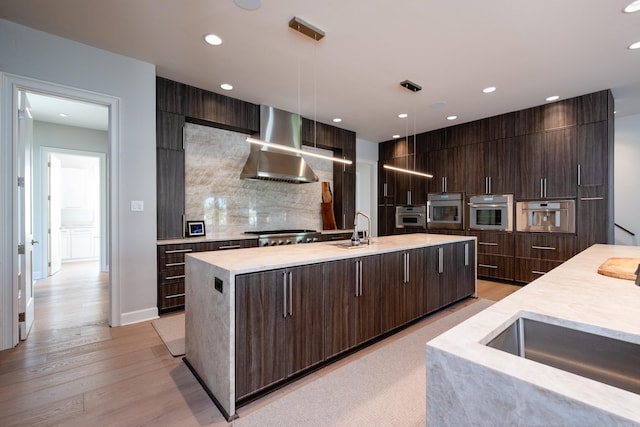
427 244 640 426
184 233 476 420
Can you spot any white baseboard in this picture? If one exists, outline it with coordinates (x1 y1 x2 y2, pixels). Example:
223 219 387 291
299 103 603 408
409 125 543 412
120 307 159 326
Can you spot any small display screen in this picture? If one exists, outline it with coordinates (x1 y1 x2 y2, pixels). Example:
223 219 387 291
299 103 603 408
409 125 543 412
433 206 459 222
476 209 502 226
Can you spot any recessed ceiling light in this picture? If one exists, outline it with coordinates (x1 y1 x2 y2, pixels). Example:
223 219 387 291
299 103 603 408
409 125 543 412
392 134 401 139
204 34 222 46
58 113 68 117
447 115 457 121
220 83 233 91
623 0 640 13
482 86 497 93
545 95 560 102
629 41 640 50
398 113 408 119
332 118 342 123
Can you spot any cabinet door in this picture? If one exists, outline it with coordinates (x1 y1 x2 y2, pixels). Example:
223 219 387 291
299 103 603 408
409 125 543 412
515 234 576 261
235 270 287 399
545 127 577 199
577 122 608 188
464 143 485 196
380 251 405 333
577 187 609 252
454 241 476 301
427 147 465 194
405 248 426 322
485 138 516 195
157 148 185 239
516 134 546 199
356 255 382 344
426 149 448 194
323 259 358 357
287 264 324 376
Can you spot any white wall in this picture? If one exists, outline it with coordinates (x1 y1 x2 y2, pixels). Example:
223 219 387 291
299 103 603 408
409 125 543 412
0 19 157 330
614 113 640 246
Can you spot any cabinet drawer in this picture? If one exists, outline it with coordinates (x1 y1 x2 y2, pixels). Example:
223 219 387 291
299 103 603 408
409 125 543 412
158 244 197 260
469 231 514 256
514 258 563 283
477 254 514 281
158 282 185 310
515 234 576 261
159 270 186 283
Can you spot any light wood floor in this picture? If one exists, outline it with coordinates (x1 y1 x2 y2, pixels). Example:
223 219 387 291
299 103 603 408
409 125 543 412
0 265 521 426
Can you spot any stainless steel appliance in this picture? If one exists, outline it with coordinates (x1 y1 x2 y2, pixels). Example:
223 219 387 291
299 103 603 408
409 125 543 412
469 194 513 232
244 229 321 246
516 200 576 233
427 193 464 230
395 205 426 229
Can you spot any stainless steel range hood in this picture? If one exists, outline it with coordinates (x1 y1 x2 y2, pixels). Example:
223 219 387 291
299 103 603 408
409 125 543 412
241 105 318 184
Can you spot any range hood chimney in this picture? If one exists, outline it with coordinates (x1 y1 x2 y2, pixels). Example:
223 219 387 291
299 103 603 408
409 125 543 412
241 105 319 184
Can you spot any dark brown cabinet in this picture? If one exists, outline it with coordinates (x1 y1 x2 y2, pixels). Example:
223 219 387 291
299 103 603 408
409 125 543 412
514 233 577 283
235 263 324 400
516 127 577 200
425 241 475 313
468 231 515 281
157 239 257 313
426 147 465 194
465 138 516 196
323 255 382 357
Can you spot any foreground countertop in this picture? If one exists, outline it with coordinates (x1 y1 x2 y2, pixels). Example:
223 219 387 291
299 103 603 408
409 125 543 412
427 244 640 425
187 233 473 275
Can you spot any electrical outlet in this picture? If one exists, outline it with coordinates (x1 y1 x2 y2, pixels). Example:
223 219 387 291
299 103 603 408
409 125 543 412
215 277 223 293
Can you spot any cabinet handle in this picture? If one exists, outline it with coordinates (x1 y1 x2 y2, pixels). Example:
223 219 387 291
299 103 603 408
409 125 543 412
532 270 546 276
165 274 185 280
218 244 241 250
544 178 547 198
488 176 492 194
407 190 412 205
165 248 193 254
288 271 293 317
355 260 360 296
359 259 363 296
383 183 388 197
577 164 581 187
478 242 498 246
580 197 604 201
282 272 288 318
406 252 410 283
164 293 185 299
540 179 544 198
438 247 443 274
165 262 185 267
479 264 498 269
464 243 469 267
402 253 407 284
485 177 488 194
531 245 556 251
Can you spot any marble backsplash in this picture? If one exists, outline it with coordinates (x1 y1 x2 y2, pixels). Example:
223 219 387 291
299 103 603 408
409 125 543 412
184 123 334 235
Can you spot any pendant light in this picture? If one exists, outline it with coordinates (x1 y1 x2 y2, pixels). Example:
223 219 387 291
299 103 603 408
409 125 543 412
245 16 352 166
382 80 433 178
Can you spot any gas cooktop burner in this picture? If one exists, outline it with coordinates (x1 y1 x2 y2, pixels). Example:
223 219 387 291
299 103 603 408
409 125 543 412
244 229 321 246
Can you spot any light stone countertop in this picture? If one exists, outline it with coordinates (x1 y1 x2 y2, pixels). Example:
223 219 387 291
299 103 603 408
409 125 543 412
187 233 474 275
427 243 640 425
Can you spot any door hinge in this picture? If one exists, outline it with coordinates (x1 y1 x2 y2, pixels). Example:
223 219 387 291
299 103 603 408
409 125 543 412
18 244 25 255
18 312 25 322
18 108 26 120
17 177 25 187
48 262 51 267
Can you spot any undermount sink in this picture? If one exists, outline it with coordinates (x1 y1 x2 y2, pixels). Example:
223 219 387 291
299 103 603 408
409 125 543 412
486 315 640 395
329 242 369 249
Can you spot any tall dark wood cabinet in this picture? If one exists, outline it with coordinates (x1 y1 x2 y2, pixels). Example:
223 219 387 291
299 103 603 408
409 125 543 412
465 138 516 196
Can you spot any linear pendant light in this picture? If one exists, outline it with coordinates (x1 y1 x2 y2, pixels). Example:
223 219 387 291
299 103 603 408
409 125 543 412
246 137 352 164
383 80 432 179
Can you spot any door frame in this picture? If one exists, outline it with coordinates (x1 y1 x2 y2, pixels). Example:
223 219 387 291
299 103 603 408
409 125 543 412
0 72 121 349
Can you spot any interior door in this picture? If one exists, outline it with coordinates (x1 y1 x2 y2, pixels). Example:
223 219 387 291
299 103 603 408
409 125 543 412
48 153 62 275
17 90 35 340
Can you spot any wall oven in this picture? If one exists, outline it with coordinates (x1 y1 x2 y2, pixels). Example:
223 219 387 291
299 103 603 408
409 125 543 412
427 193 464 230
516 200 576 233
469 194 513 232
395 205 426 229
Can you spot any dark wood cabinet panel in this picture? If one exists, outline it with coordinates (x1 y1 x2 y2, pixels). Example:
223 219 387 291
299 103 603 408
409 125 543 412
427 146 465 194
405 248 427 323
515 98 577 135
156 77 185 114
379 251 405 333
425 243 471 313
577 122 608 188
465 138 516 196
469 231 514 256
156 148 185 240
182 85 259 133
356 255 382 344
156 111 185 151
447 113 516 147
235 263 323 399
377 205 396 237
416 128 447 153
576 90 613 125
515 233 576 261
477 253 515 281
577 187 609 252
514 258 563 283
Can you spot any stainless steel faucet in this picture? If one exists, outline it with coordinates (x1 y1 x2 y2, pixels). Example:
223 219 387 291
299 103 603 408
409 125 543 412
354 211 372 245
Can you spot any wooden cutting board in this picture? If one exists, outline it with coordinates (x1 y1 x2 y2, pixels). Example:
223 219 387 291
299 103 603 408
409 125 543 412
597 257 640 281
321 182 337 230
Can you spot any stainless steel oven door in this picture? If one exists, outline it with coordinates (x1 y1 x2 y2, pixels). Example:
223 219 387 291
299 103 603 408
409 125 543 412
469 195 513 231
427 193 463 230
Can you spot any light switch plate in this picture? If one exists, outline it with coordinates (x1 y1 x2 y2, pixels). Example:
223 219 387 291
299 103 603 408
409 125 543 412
130 200 144 211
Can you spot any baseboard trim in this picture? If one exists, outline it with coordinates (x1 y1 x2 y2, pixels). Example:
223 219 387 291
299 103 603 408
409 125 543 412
120 307 158 326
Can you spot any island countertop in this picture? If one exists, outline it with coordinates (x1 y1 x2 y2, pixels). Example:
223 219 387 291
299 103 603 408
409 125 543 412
187 233 474 275
427 244 640 425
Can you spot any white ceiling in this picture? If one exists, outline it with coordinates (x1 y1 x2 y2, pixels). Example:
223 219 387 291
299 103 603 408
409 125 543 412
3 0 639 142
25 92 108 131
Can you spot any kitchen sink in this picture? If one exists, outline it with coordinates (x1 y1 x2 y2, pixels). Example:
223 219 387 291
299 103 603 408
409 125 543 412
329 242 369 249
486 316 640 395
